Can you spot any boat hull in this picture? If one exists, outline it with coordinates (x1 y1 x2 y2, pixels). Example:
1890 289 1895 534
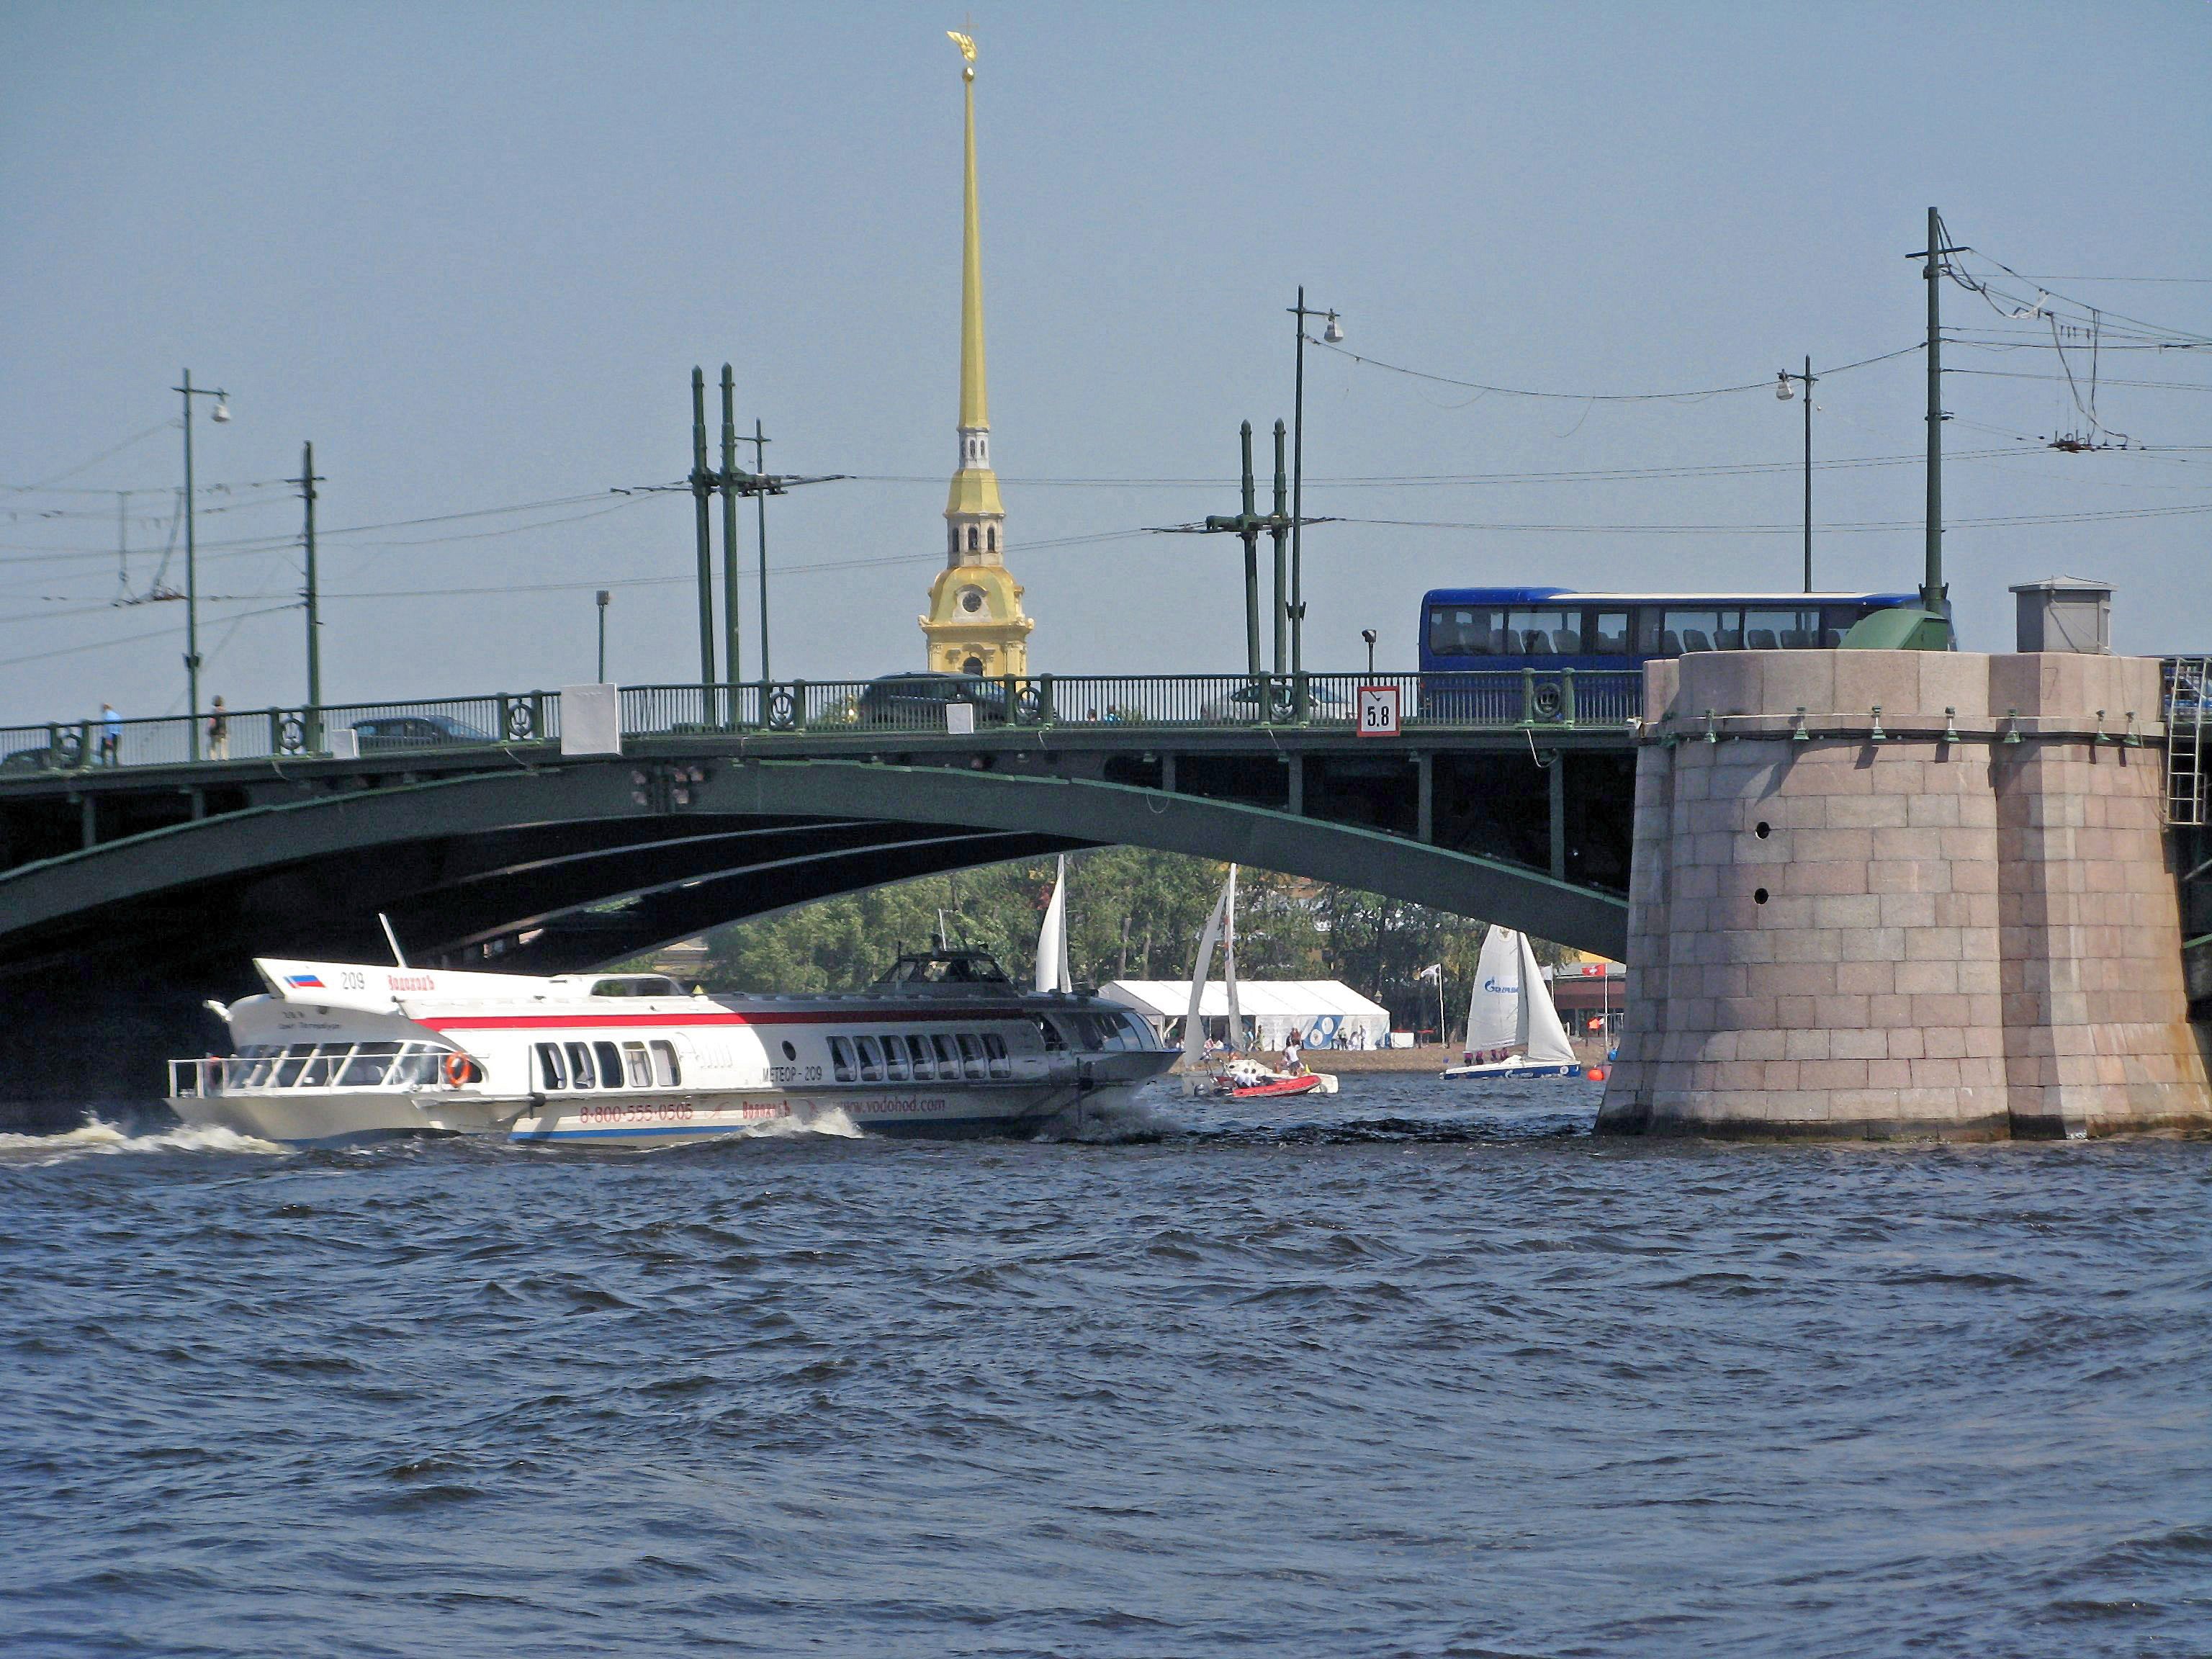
1439 1061 1584 1080
168 1076 1158 1147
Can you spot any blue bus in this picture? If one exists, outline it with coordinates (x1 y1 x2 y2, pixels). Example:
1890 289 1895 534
1417 586 1923 721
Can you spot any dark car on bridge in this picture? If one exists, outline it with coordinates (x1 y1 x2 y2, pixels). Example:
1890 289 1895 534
855 673 1009 730
0 745 76 774
349 714 497 753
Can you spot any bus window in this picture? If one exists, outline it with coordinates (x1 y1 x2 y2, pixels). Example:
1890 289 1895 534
1427 606 1485 657
621 1041 652 1087
883 1035 910 1082
649 1040 679 1087
829 1037 855 1083
536 1043 567 1089
1588 611 1631 655
1821 606 1868 647
956 1033 986 1079
595 1042 626 1089
1665 608 1727 653
566 1041 596 1088
1506 608 1575 656
855 1035 884 1082
1745 607 1820 650
982 1033 1011 1078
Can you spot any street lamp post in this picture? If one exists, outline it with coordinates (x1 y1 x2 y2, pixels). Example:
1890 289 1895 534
597 590 611 682
1775 356 1817 590
1287 287 1341 679
174 369 230 758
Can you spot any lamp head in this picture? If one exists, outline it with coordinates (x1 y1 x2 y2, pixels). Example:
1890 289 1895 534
596 590 611 608
1322 313 1344 344
210 397 231 423
1361 628 1377 647
1774 372 1794 402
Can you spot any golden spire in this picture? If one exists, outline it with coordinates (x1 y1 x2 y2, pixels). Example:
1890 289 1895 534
952 30 987 434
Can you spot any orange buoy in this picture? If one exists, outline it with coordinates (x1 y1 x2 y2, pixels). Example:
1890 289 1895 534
1586 1065 1607 1082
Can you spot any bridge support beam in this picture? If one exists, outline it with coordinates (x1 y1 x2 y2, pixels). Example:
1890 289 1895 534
1601 651 2211 1139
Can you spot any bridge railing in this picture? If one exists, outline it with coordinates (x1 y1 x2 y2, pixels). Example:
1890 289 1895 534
1 671 1658 776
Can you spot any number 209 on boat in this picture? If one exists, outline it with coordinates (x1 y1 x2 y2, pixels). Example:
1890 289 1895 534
1356 684 1401 737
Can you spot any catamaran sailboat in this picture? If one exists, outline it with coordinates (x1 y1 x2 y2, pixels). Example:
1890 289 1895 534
166 945 1175 1146
1440 926 1584 1080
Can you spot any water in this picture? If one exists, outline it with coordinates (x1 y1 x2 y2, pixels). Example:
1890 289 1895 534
2 1076 2208 1658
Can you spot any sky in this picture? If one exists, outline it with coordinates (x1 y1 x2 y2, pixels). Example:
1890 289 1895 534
2 1 2208 722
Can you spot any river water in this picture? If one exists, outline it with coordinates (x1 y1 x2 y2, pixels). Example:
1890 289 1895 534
1 1074 2207 1658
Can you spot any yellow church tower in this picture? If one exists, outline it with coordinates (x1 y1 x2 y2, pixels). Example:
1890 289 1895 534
921 30 1035 677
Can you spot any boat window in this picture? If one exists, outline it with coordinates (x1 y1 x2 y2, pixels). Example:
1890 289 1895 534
829 1037 855 1084
566 1041 597 1089
618 1041 649 1088
1071 1015 1105 1053
649 1040 679 1087
588 975 682 998
536 1043 568 1089
594 1042 626 1089
902 1035 932 1081
956 1033 986 1079
393 1045 441 1087
981 1032 1011 1079
855 1035 884 1082
931 1033 959 1074
883 1035 910 1082
235 1046 280 1087
338 1041 402 1087
273 1043 315 1087
1033 1015 1066 1052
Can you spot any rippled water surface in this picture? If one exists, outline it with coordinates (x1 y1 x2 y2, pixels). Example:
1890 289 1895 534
3 1076 2208 1658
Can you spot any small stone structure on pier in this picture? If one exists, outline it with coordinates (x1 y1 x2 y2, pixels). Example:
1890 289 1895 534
1601 647 2211 1138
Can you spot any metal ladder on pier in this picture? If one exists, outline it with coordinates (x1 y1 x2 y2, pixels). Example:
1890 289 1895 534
2166 657 2209 827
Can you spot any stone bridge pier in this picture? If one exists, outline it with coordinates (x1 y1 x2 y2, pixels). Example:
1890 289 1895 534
1600 649 2211 1138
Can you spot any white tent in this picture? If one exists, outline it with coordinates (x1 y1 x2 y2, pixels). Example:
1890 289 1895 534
1099 980 1393 1052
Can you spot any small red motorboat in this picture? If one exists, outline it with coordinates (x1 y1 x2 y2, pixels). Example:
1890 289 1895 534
1197 1059 1341 1100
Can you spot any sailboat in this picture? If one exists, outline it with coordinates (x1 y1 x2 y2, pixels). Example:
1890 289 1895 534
1440 926 1584 1079
1182 865 1338 1098
1034 855 1074 993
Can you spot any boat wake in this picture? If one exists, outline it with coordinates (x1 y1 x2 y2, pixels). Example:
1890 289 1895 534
0 1117 287 1165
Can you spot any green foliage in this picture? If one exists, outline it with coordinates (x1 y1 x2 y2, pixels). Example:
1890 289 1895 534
660 847 1576 1040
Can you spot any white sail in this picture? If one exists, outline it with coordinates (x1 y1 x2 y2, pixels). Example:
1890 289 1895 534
1465 925 1522 1053
1035 855 1071 993
1223 864 1244 1053
1181 875 1233 1070
1517 932 1578 1066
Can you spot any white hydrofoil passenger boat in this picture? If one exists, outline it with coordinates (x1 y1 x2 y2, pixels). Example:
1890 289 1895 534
167 948 1174 1146
1439 926 1584 1081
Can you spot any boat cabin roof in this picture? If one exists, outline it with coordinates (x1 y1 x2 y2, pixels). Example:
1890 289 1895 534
873 948 1012 987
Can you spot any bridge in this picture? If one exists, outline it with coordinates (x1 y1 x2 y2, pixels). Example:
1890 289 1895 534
0 668 1643 1124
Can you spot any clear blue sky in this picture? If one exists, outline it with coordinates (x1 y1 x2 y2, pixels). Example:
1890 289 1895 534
3 1 2207 719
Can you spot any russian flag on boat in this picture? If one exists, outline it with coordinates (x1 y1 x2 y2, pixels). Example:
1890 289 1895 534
286 973 325 989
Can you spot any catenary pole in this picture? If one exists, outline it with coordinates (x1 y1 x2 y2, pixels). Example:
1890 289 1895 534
181 370 199 756
1801 356 1813 592
751 421 772 687
1923 206 1944 619
690 367 715 687
720 364 742 704
297 441 322 726
1269 420 1289 678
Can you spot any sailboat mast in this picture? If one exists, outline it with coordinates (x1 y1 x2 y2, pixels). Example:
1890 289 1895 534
1223 864 1244 1053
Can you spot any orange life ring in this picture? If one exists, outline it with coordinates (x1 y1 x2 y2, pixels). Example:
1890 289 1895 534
442 1051 475 1087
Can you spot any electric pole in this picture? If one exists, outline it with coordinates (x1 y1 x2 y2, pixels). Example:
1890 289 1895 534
689 367 716 688
719 364 742 699
1910 206 1966 631
174 369 230 757
747 421 772 685
1268 420 1289 677
294 441 323 733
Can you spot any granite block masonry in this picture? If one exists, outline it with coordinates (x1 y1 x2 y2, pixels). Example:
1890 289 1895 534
1599 649 2211 1138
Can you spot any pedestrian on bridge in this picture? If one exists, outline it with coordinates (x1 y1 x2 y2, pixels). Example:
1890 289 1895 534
207 697 229 761
97 703 120 766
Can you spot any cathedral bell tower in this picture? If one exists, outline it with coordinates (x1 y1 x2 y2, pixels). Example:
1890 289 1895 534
920 30 1035 678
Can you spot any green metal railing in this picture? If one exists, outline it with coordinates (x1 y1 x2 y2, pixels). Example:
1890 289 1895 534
0 670 1653 775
